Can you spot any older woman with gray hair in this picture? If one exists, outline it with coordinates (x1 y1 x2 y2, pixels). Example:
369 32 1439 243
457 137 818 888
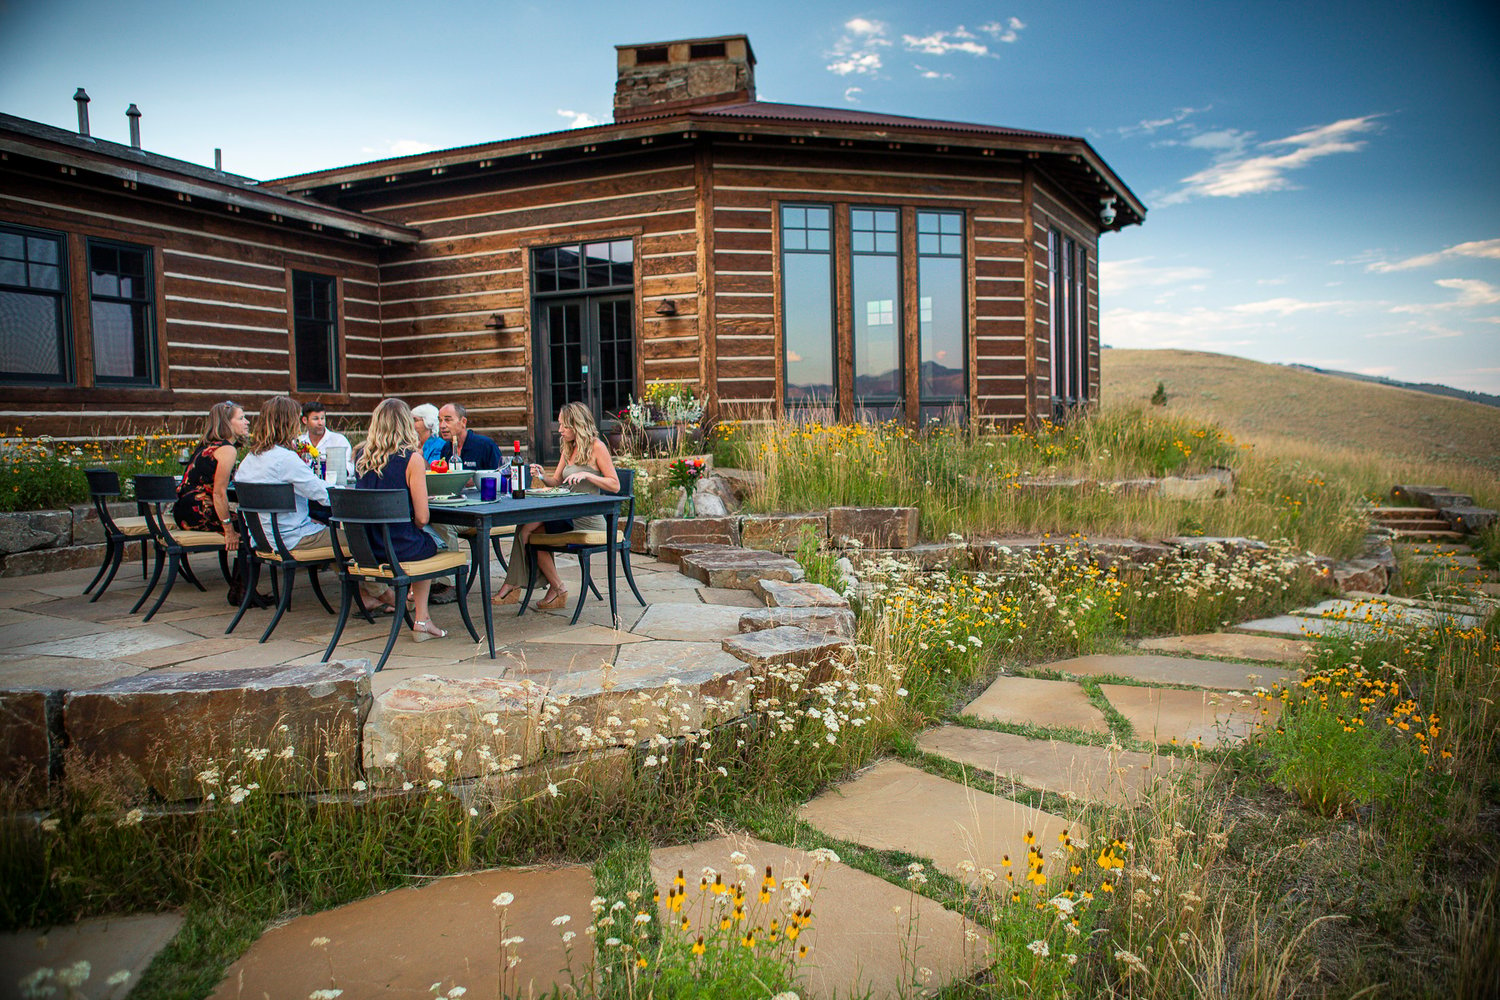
411 403 444 464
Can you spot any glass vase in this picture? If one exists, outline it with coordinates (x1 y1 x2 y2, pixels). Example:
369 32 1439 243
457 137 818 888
682 489 696 519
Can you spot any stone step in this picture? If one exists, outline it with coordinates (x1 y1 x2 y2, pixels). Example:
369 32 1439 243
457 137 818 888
917 725 1195 806
1135 632 1311 664
1389 527 1468 542
212 865 598 999
756 579 848 609
721 625 852 683
1377 518 1452 532
1040 653 1296 691
1368 506 1441 520
799 759 1086 885
650 834 987 1000
738 605 857 639
679 547 805 590
1099 685 1276 747
962 675 1110 733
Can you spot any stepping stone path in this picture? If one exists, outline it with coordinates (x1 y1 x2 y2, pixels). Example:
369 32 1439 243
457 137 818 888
1235 592 1492 639
962 675 1111 733
1136 632 1310 663
0 912 182 1000
1044 652 1294 691
1100 685 1274 747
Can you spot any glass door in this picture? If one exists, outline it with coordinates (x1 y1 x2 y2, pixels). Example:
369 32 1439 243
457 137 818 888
533 295 635 461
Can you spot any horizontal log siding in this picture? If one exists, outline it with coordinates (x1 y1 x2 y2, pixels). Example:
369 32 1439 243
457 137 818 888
1032 181 1101 415
0 168 380 439
352 151 699 442
709 148 1028 418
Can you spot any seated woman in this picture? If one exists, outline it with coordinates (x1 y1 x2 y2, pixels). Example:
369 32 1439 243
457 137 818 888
411 403 445 464
354 398 448 641
492 401 619 611
174 400 259 605
237 396 394 616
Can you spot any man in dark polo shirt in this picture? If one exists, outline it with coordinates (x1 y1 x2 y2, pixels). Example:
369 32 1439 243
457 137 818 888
437 402 502 469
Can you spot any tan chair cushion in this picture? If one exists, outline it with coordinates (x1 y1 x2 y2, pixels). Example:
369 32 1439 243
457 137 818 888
349 549 469 579
257 546 337 564
170 530 230 548
115 517 151 537
529 529 624 548
456 525 517 539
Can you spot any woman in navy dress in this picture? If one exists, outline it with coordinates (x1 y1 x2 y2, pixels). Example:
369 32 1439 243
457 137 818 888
354 398 447 641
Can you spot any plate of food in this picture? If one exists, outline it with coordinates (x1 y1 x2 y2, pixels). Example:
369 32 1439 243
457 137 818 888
527 486 571 497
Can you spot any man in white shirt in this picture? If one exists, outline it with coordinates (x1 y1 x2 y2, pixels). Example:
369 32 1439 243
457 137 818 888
297 400 355 476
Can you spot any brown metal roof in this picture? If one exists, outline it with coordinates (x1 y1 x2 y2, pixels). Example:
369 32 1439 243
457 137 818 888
674 100 1079 142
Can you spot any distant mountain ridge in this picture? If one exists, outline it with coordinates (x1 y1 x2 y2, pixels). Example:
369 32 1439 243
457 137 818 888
1285 364 1500 409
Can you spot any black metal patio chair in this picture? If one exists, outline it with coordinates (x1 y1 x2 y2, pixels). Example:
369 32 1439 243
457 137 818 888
131 473 233 621
226 481 340 643
81 468 151 602
322 487 479 671
522 467 646 625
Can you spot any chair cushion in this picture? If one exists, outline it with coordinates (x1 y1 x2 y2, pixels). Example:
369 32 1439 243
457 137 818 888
348 549 469 579
456 525 517 539
257 546 337 564
114 517 150 536
171 530 230 548
528 529 624 548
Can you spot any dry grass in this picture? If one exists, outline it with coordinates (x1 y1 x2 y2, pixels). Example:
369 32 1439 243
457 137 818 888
1102 349 1500 477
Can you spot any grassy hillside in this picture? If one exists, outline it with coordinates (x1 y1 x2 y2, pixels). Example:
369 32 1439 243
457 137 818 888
1101 348 1500 478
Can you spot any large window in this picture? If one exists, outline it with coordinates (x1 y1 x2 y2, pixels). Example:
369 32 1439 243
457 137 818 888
916 211 966 409
779 205 835 407
1048 229 1089 411
89 238 156 384
0 224 70 383
851 207 901 407
292 270 339 393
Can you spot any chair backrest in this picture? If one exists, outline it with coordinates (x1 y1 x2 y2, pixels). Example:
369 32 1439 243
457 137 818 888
233 481 296 556
132 473 181 543
613 467 638 543
84 468 121 497
327 487 409 572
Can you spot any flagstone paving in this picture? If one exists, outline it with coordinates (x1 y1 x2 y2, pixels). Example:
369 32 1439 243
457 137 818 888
961 675 1111 733
0 912 183 1000
650 834 989 1000
799 759 1085 882
1135 631 1311 663
1099 684 1275 746
1042 652 1293 690
917 725 1194 807
211 865 597 999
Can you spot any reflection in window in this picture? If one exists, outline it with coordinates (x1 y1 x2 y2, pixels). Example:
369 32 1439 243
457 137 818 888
536 239 632 293
780 205 834 406
89 239 155 384
292 271 338 393
0 224 70 382
917 211 965 402
852 208 900 401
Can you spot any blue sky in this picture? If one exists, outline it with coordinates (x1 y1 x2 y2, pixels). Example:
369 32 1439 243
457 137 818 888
3 0 1497 392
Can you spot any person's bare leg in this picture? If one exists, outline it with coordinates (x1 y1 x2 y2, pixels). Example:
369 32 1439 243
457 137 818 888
412 580 443 637
495 522 540 600
537 550 565 597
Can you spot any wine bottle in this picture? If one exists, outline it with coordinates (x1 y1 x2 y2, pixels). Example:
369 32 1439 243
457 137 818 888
510 440 526 499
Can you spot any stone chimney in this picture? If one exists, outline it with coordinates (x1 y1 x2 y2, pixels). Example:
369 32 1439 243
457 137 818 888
613 35 756 122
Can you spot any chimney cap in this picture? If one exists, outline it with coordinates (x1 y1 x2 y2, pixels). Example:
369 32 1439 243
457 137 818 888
126 103 141 117
73 87 90 102
615 33 755 65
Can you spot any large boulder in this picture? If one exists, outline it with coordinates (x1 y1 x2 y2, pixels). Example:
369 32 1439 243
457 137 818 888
739 513 827 553
1 543 109 578
64 660 373 801
679 548 805 590
0 687 60 809
756 579 849 608
738 606 857 639
1157 476 1222 501
646 516 738 555
828 506 919 550
0 510 73 555
362 675 547 786
1440 505 1497 534
721 625 853 687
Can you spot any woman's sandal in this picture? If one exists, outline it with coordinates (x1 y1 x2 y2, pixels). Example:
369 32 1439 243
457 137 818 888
535 589 569 611
491 588 521 606
412 619 447 642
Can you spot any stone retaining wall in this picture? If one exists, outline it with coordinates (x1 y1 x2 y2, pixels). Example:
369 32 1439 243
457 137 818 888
0 502 137 577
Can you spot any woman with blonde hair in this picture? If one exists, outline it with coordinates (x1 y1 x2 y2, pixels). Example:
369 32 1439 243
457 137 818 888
491 401 619 610
354 398 448 640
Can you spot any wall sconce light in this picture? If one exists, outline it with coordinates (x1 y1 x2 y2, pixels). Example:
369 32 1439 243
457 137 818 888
484 312 506 329
654 299 678 316
1099 196 1117 227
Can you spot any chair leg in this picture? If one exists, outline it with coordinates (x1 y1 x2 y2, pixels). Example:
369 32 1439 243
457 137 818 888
568 554 592 626
180 554 207 593
520 546 541 614
490 533 509 572
259 564 297 643
373 583 408 672
83 535 115 595
225 558 261 634
219 548 233 586
454 568 480 642
142 552 180 622
89 538 127 603
323 578 356 662
140 539 148 580
620 548 647 607
308 567 336 614
131 546 165 614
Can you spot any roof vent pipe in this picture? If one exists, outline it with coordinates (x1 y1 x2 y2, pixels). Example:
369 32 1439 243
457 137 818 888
73 88 91 137
126 104 141 148
214 148 222 172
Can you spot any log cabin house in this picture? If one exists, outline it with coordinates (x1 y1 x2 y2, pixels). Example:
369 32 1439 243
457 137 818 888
1 35 1144 458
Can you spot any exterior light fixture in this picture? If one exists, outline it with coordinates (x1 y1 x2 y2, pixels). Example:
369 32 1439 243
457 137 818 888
655 299 678 316
1099 196 1117 227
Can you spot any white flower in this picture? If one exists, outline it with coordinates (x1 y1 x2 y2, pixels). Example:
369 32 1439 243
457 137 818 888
117 808 144 827
351 780 367 792
106 970 132 986
561 930 576 943
57 960 92 987
547 782 560 797
40 818 60 833
310 936 331 947
1027 939 1049 958
494 892 514 907
308 991 343 1000
447 989 467 998
551 914 571 926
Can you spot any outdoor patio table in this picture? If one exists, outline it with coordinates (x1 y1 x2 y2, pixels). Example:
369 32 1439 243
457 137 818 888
427 489 627 658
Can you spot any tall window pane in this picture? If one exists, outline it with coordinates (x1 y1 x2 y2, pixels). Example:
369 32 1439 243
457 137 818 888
852 207 900 402
917 211 965 402
780 205 835 406
292 271 338 393
89 239 155 384
0 225 70 382
1072 244 1088 402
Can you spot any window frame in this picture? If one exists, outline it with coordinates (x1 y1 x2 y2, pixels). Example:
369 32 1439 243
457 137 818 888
777 202 838 412
914 209 967 409
849 204 903 411
87 235 158 387
288 268 343 395
0 222 73 385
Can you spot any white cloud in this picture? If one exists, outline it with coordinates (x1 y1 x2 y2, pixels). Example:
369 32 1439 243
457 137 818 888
1183 129 1251 153
903 26 992 58
1160 115 1382 205
1227 297 1361 316
1390 277 1500 313
1099 257 1212 295
828 18 890 76
556 109 600 128
914 64 954 80
1366 238 1500 272
977 17 1026 43
843 86 863 103
1113 106 1210 139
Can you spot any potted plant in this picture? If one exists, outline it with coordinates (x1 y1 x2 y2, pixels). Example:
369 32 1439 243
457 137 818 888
625 382 708 454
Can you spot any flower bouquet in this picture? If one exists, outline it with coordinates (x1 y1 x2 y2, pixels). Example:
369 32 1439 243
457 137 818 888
625 382 708 454
665 457 707 517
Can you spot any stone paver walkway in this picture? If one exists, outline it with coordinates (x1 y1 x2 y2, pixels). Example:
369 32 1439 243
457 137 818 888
962 675 1110 733
0 912 182 1000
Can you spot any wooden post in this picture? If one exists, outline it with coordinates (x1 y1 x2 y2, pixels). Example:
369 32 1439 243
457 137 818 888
834 206 854 424
1022 165 1037 427
695 142 718 418
901 205 920 427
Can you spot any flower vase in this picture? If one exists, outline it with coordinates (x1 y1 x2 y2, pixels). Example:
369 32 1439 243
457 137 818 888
682 489 696 518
